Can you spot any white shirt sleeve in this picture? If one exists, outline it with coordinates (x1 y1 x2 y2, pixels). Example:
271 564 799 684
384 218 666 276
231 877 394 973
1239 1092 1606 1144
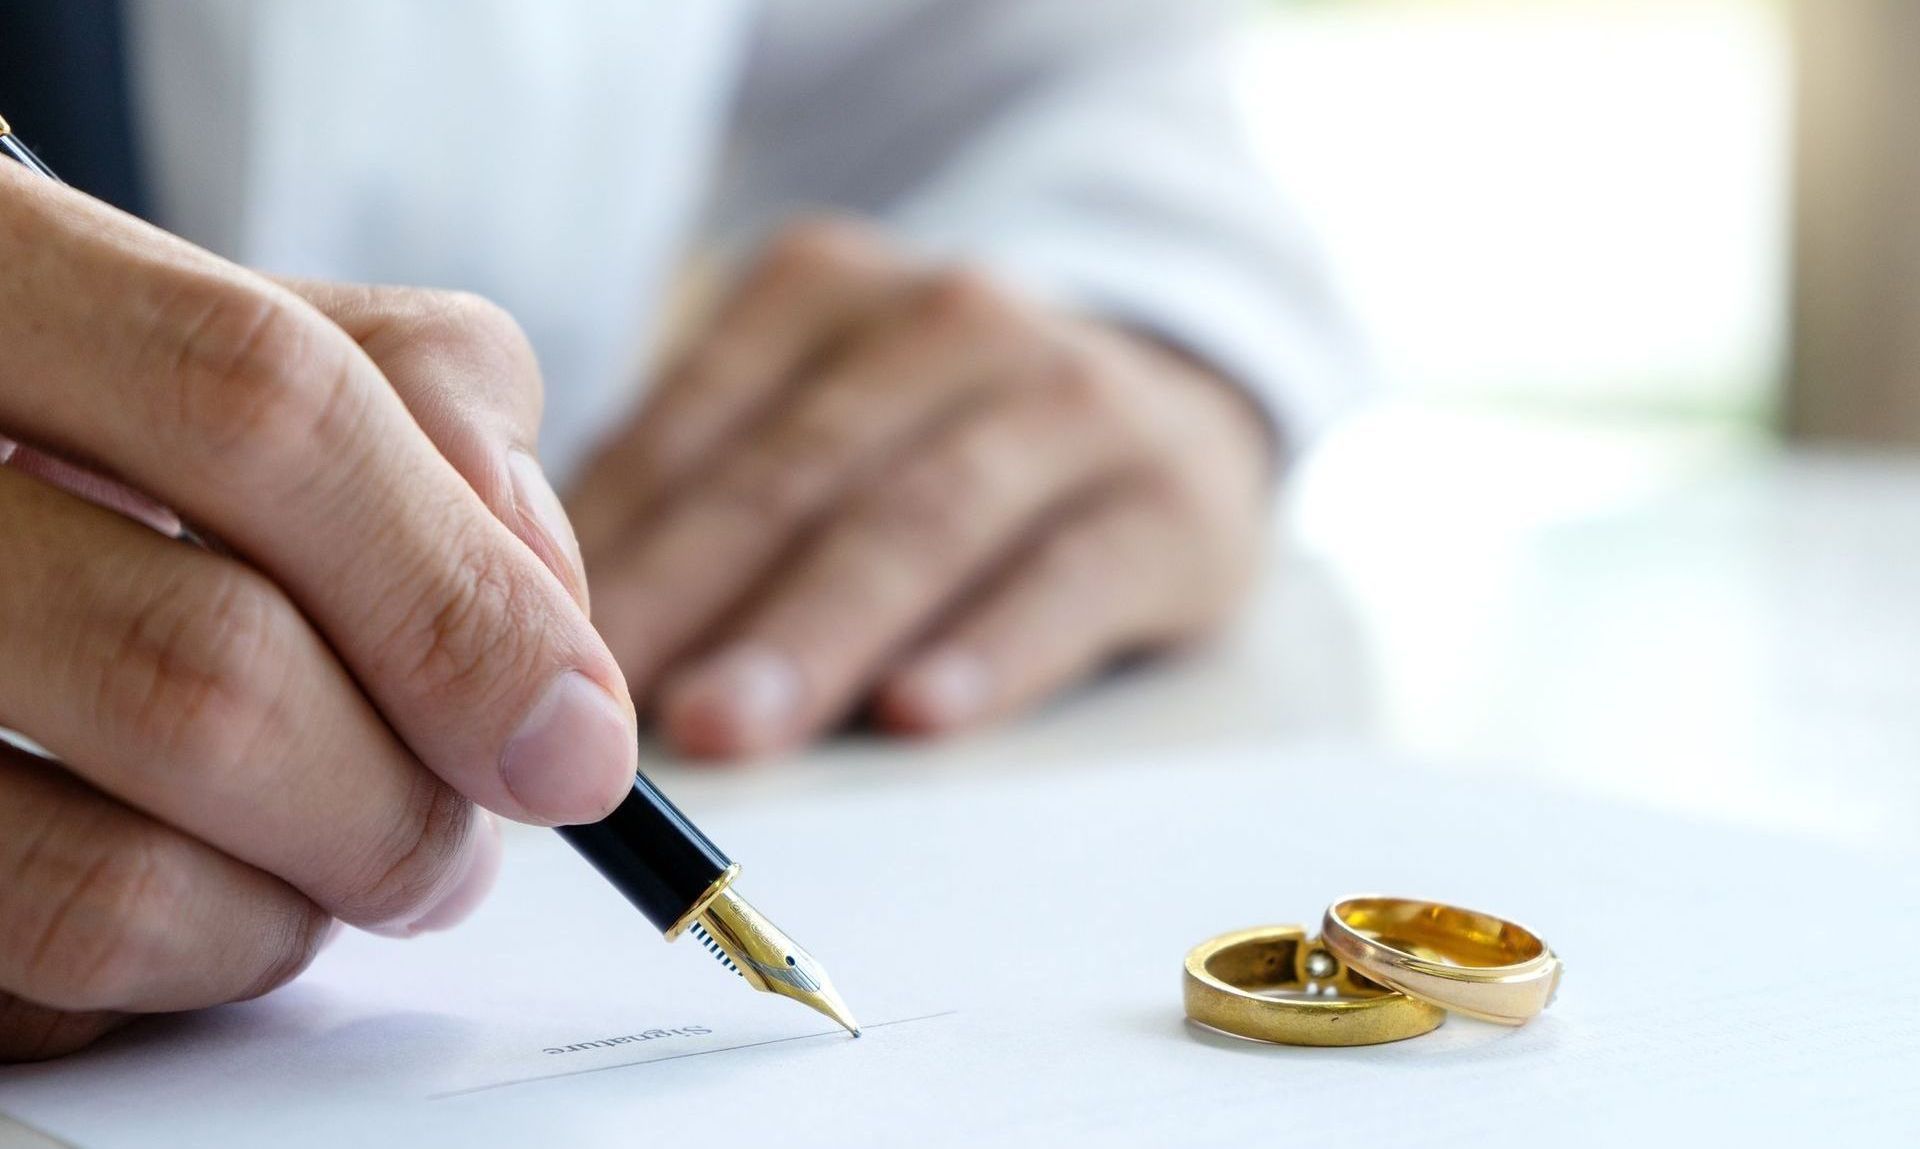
709 0 1366 454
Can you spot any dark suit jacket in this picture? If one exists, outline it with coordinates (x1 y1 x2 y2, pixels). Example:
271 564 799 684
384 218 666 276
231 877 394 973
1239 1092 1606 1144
0 0 147 216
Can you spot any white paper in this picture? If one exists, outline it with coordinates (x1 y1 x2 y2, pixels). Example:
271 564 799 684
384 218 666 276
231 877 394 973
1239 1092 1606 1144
2 745 1916 1148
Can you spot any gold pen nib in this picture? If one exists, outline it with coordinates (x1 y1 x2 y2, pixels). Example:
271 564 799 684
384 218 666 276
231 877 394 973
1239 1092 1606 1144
688 886 861 1037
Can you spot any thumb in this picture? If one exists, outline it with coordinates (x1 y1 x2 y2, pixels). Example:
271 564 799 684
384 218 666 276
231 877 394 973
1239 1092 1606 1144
278 280 590 612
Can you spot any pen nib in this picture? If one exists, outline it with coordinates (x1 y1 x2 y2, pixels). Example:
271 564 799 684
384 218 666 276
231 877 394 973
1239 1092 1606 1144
812 983 862 1038
692 886 861 1037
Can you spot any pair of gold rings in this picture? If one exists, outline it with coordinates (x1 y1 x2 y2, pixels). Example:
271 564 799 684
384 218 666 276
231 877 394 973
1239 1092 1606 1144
1182 896 1561 1047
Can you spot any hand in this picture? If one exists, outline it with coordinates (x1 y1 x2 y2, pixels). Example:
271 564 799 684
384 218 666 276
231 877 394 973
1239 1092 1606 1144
569 218 1273 760
0 166 638 1060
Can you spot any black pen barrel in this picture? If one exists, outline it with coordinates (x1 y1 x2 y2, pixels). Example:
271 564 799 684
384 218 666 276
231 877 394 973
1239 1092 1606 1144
557 773 733 934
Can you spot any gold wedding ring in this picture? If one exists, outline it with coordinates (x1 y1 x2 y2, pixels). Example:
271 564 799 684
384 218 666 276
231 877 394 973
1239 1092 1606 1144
1183 925 1446 1046
1322 896 1562 1026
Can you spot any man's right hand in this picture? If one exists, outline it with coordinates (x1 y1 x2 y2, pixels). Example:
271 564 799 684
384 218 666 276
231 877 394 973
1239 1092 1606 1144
0 164 638 1060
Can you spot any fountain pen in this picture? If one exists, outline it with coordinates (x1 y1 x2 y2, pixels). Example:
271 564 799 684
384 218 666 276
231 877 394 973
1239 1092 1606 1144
559 778 861 1036
0 114 859 1038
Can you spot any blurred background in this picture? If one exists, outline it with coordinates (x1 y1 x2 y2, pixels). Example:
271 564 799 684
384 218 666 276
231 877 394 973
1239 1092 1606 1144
1255 0 1787 434
1208 0 1919 846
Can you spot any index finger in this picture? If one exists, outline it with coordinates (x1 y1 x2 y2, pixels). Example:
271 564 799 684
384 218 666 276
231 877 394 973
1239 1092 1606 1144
0 168 636 826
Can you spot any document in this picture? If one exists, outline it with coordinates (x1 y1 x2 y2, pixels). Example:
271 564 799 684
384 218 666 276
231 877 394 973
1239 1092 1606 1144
1 746 1916 1147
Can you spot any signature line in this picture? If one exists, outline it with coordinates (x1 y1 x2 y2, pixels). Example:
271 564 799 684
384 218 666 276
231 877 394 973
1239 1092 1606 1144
429 1011 960 1100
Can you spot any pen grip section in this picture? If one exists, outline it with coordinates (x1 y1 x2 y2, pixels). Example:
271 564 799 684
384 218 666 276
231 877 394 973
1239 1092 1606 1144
558 773 732 934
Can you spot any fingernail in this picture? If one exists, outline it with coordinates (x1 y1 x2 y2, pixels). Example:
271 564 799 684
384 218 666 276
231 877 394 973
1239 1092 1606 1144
663 646 803 757
407 810 505 934
501 671 639 824
508 450 589 611
888 652 991 731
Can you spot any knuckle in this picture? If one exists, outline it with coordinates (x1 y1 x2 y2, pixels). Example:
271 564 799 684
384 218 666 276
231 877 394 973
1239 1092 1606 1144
398 291 545 457
914 266 1016 341
421 289 528 350
1042 352 1117 415
21 831 190 1010
378 529 539 707
404 290 541 395
1127 443 1227 532
334 778 471 926
763 216 880 277
153 278 362 479
96 568 294 785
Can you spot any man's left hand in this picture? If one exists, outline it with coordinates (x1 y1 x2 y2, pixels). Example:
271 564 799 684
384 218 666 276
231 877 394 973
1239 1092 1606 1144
568 218 1275 759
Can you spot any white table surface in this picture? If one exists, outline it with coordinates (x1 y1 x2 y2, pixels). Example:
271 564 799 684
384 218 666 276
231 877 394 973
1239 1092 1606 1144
5 411 1916 1145
660 410 1920 854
